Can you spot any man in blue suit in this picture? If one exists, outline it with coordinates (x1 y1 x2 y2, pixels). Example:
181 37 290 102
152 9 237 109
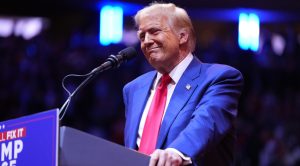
123 2 243 166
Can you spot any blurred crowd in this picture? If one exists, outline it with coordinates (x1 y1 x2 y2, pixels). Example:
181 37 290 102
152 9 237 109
0 24 300 165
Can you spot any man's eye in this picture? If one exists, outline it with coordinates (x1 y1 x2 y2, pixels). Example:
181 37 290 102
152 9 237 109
151 29 160 34
139 35 145 41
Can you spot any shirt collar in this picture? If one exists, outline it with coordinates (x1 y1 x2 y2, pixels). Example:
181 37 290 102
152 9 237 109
153 53 193 88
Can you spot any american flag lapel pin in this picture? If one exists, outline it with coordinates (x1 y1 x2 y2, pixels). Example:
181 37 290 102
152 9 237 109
186 84 191 90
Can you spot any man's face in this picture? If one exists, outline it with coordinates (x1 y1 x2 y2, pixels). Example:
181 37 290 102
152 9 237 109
137 14 181 73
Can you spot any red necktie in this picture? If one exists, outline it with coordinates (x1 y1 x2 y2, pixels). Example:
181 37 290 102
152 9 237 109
139 74 172 155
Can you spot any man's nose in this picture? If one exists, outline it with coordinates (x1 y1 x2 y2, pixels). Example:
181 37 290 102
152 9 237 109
144 33 153 44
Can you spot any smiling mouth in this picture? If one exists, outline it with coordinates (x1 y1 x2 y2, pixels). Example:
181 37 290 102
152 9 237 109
148 47 160 52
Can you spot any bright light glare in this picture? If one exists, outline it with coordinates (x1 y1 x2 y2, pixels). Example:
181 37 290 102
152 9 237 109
14 18 43 40
100 5 123 46
238 13 260 52
248 14 260 51
0 18 14 37
271 34 286 56
22 18 43 40
0 17 45 40
238 13 249 50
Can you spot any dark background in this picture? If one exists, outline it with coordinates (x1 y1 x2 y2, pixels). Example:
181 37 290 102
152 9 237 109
1 1 300 165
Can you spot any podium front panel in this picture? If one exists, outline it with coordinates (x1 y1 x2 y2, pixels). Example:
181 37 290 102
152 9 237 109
60 126 150 166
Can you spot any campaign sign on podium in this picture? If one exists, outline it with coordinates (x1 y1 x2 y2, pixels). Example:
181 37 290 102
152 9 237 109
0 109 59 166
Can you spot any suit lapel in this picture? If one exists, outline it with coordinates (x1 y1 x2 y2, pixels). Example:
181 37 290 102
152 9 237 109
127 71 156 148
156 57 202 148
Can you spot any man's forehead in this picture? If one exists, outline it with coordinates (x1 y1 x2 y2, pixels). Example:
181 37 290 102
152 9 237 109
138 22 161 31
137 15 168 30
139 14 162 23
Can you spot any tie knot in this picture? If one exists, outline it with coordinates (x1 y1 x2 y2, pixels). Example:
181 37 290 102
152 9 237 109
160 74 172 87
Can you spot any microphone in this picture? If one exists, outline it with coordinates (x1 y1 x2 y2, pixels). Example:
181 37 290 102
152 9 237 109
91 47 137 74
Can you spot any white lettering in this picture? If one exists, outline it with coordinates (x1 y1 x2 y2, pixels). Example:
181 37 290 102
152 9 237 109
13 140 23 159
17 129 23 138
1 160 16 166
1 142 12 161
6 131 16 140
9 160 16 166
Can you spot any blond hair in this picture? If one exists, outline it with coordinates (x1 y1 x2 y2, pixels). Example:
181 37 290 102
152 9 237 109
134 2 196 52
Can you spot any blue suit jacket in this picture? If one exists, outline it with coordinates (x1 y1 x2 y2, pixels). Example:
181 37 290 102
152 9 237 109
123 57 243 166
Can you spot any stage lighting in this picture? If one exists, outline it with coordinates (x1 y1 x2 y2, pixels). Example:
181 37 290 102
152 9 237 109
15 18 43 40
99 5 123 46
0 18 14 37
238 13 260 52
271 33 286 56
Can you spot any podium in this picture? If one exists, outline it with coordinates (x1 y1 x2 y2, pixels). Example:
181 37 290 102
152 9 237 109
60 126 149 166
0 109 149 166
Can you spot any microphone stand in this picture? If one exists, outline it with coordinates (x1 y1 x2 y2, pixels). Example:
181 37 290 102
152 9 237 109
59 61 111 120
59 74 94 115
58 47 137 120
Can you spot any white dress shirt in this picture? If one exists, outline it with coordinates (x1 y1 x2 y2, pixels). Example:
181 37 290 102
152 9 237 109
137 53 194 164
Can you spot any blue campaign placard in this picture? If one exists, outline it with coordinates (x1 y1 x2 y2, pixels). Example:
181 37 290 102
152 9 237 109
0 109 59 166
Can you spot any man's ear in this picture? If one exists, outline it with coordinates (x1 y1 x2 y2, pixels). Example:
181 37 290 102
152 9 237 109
178 28 189 45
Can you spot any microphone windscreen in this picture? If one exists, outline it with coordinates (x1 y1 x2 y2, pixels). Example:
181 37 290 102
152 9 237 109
118 47 137 60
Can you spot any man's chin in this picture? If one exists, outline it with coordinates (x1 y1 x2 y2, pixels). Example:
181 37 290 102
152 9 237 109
149 57 162 64
148 59 167 72
148 52 160 58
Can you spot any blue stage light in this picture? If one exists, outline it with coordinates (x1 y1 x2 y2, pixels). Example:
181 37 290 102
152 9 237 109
238 13 249 51
238 13 260 51
99 5 123 46
248 13 260 51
